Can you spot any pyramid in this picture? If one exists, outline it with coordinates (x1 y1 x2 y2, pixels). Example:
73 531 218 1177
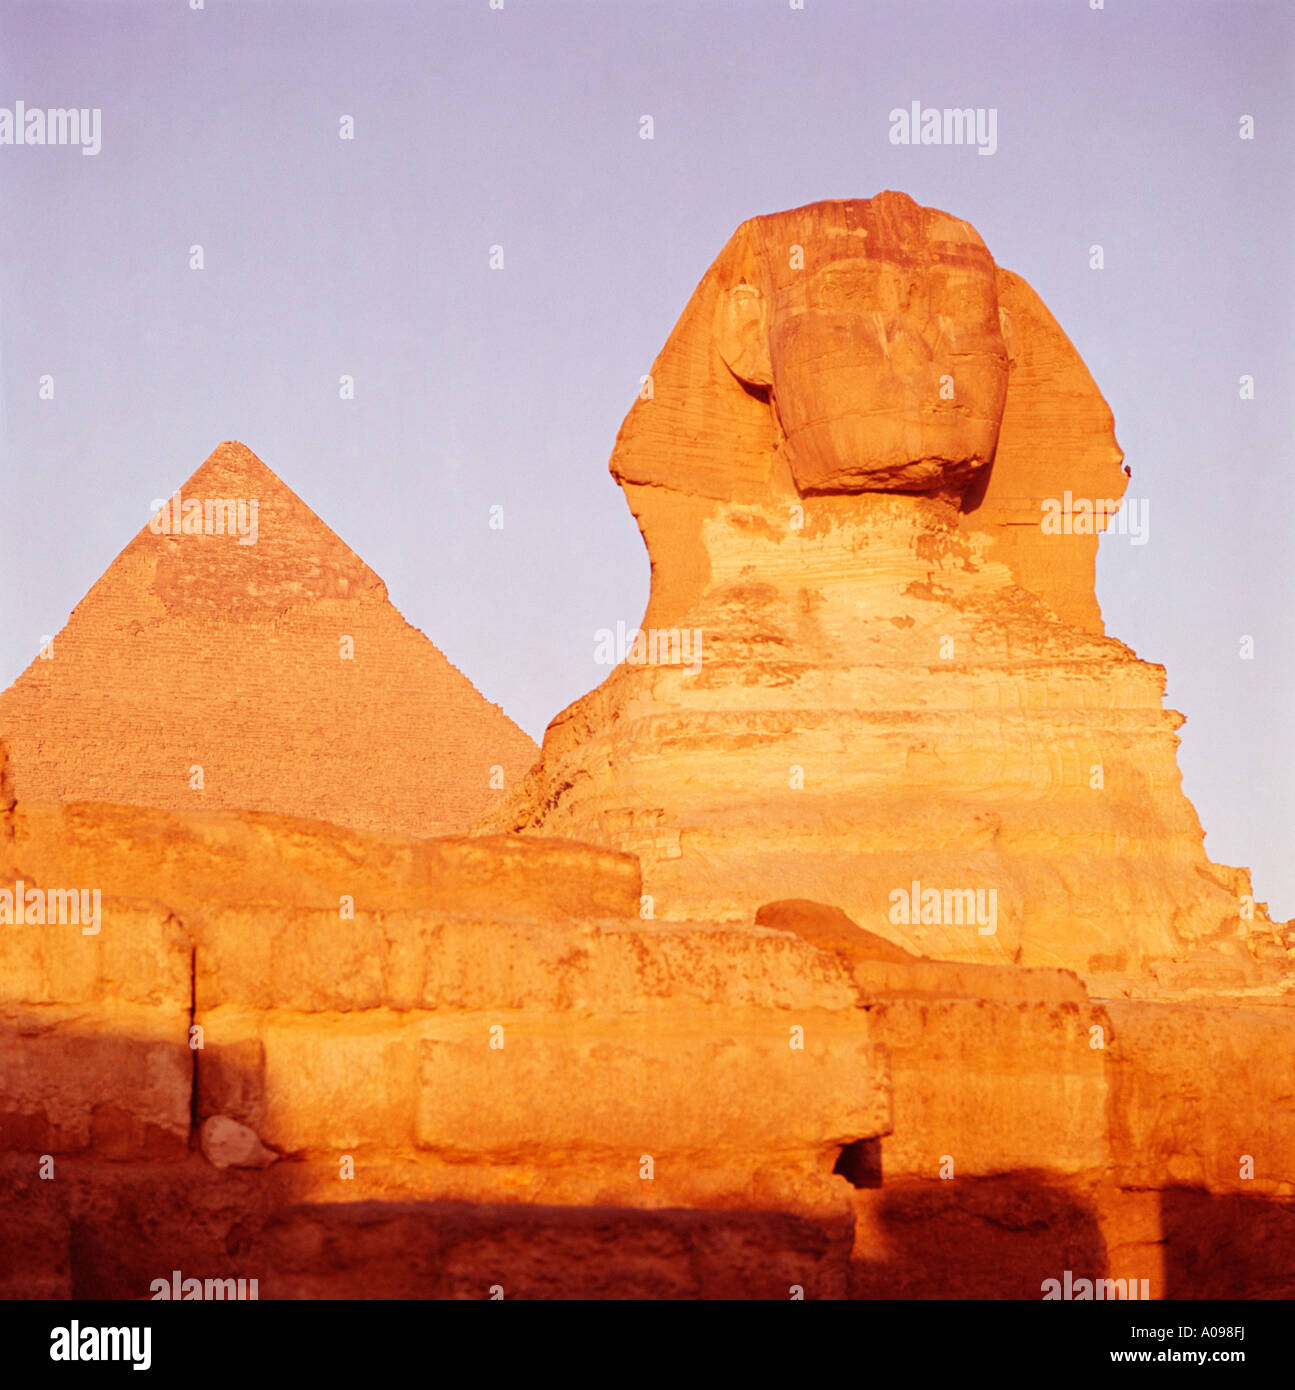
0 441 537 837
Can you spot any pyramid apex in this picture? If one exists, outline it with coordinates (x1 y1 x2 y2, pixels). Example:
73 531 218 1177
121 442 389 613
214 439 259 460
184 440 280 488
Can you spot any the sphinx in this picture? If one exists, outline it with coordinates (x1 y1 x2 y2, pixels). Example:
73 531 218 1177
482 192 1282 984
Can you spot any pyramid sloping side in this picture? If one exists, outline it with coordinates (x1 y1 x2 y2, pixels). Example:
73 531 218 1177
0 442 538 837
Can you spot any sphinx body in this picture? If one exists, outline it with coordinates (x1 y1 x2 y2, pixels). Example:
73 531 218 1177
484 193 1272 980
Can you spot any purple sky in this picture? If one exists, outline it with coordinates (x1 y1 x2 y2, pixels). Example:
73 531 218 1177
1 0 1291 916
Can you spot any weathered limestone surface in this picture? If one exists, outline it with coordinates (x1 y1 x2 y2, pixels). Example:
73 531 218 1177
0 784 1291 1298
0 883 192 1161
0 195 1291 1300
0 442 537 837
481 194 1287 982
1103 1000 1295 1195
6 797 641 921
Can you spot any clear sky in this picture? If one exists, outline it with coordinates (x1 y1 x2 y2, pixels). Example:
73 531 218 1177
1 0 1291 916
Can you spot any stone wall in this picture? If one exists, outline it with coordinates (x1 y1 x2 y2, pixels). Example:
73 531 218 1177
1 794 1290 1299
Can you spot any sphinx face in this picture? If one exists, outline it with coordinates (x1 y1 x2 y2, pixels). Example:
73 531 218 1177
767 241 1009 497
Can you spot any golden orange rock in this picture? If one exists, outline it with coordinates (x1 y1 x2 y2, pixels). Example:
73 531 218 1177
0 442 536 837
0 196 1292 1303
2 776 1291 1299
481 193 1285 984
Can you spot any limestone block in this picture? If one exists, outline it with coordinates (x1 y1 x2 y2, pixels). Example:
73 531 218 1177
0 1006 190 1155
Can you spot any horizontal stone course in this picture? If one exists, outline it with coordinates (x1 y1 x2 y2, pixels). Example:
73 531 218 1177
195 913 859 1013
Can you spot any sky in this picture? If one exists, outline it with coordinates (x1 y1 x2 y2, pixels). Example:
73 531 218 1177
0 0 1291 916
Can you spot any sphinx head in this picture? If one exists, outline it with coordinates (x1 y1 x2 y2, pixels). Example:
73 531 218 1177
711 194 1009 500
610 192 1125 633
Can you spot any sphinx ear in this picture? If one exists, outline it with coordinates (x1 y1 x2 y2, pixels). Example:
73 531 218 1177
714 282 773 388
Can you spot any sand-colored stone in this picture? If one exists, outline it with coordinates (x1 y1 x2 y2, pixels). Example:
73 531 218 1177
481 193 1287 982
189 1009 888 1162
0 442 537 838
0 1006 190 1157
0 775 1291 1295
0 896 189 1010
414 1022 888 1165
870 990 1111 1179
1103 1000 1295 1195
0 195 1292 1301
4 797 640 921
756 899 919 965
199 1115 278 1170
194 912 858 1015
